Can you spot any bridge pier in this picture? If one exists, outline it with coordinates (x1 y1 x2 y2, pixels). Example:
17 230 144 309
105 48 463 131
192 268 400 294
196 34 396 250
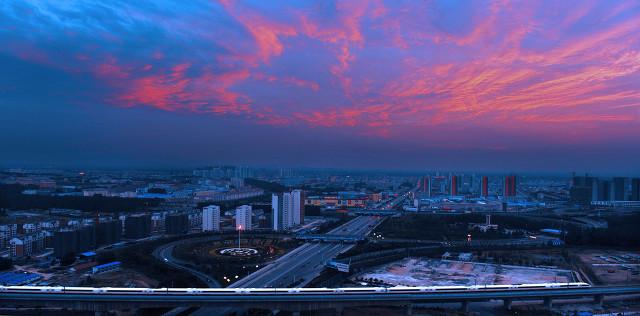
594 294 604 307
405 304 413 316
461 301 470 313
543 297 553 310
334 306 344 316
503 299 513 310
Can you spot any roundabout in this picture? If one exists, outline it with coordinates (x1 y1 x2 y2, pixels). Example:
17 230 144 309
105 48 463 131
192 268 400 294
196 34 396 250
217 247 260 257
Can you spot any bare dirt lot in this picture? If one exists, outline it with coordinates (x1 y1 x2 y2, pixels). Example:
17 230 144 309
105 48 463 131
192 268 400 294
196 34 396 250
574 249 640 285
353 257 574 287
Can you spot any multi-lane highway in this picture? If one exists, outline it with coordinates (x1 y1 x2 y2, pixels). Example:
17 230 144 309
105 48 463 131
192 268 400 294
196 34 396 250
233 215 381 288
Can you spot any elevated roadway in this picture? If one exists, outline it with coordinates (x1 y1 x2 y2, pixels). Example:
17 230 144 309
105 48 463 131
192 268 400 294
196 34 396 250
1 285 639 313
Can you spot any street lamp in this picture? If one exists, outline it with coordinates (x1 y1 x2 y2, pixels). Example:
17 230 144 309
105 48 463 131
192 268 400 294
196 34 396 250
237 224 242 249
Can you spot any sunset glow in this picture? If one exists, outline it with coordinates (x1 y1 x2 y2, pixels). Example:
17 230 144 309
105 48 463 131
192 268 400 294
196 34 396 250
1 0 638 171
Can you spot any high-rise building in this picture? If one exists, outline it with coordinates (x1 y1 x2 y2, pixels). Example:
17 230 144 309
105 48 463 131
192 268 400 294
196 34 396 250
632 178 640 201
165 213 189 235
594 179 611 201
421 176 431 197
202 205 221 232
53 229 77 259
53 226 94 259
76 225 95 253
150 213 165 233
503 175 517 197
272 190 304 231
188 211 202 230
12 233 46 258
430 176 447 195
612 177 626 201
570 173 595 205
481 176 489 197
230 177 245 188
235 205 252 231
272 194 285 231
292 190 303 226
9 238 24 257
95 220 121 247
124 214 151 239
0 224 17 249
450 175 459 196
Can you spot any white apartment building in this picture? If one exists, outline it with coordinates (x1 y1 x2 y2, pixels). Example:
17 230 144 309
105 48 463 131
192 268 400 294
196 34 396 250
272 190 303 231
202 205 221 232
235 205 252 231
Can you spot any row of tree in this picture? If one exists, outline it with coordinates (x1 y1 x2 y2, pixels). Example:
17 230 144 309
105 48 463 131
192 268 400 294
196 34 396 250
0 184 161 213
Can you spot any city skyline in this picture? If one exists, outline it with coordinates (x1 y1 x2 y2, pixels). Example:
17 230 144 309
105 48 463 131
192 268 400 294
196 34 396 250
1 1 639 173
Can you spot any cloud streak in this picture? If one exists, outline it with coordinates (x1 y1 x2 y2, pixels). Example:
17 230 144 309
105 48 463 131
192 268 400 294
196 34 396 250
0 0 639 151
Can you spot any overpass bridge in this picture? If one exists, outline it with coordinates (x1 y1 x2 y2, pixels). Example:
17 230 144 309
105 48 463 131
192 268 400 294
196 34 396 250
1 284 639 314
353 210 398 216
295 234 365 243
371 237 563 249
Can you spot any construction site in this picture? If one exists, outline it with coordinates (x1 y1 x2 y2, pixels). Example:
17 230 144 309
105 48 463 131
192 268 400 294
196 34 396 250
353 257 576 287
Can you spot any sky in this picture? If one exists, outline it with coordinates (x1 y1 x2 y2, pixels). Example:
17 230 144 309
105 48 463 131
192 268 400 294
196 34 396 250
0 0 639 173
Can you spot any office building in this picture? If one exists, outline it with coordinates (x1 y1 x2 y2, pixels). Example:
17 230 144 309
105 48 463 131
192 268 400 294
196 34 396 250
202 205 221 232
235 205 252 231
503 175 517 197
272 190 304 231
450 175 459 196
421 176 431 197
481 176 489 197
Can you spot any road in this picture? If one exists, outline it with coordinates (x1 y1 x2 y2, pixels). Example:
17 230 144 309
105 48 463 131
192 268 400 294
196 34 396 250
153 238 221 288
232 216 380 288
187 216 384 316
190 189 411 315
232 188 414 290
